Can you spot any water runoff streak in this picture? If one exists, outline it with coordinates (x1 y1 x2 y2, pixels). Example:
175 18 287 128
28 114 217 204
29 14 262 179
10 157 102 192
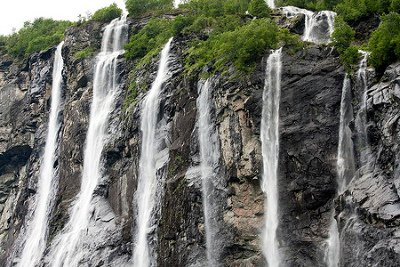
133 38 173 267
325 75 356 267
49 15 127 267
261 48 282 267
197 78 223 266
16 42 65 267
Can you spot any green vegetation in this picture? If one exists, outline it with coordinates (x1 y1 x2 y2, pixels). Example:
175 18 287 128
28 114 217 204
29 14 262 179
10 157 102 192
248 0 271 17
368 12 400 71
125 0 300 75
91 3 122 23
125 0 173 17
331 16 359 71
125 18 173 66
4 18 71 59
0 35 7 55
185 19 301 74
73 47 95 60
277 0 400 21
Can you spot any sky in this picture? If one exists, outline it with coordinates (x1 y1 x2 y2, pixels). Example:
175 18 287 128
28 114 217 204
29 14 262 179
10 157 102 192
0 0 126 35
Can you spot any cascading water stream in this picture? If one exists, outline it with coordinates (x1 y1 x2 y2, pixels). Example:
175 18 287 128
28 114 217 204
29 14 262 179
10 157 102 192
280 6 336 44
197 78 223 266
261 48 282 267
267 0 276 9
325 75 356 267
16 42 65 267
133 38 173 267
49 15 127 267
355 51 372 169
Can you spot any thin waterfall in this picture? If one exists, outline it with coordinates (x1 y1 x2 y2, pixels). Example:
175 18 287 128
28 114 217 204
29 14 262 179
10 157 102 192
16 42 65 267
355 51 371 169
197 78 223 266
133 38 173 267
49 15 127 267
325 75 356 267
281 6 336 44
261 48 282 267
267 0 276 9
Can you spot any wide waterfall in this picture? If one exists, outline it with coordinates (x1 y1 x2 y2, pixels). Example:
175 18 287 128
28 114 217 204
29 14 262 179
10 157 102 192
261 48 282 267
281 6 336 44
325 75 356 267
197 78 224 266
49 16 127 266
133 38 173 267
15 42 65 267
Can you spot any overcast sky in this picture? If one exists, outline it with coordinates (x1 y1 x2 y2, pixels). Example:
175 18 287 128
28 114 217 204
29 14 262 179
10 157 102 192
0 0 126 35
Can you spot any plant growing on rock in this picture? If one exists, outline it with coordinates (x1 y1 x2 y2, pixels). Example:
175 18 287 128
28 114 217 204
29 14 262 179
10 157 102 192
91 3 122 23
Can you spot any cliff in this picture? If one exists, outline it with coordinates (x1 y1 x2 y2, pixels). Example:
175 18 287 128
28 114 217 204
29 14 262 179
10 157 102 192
0 12 399 267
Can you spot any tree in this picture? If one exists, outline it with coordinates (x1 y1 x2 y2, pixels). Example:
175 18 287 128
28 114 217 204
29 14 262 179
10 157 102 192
369 12 400 71
248 0 271 18
91 4 122 23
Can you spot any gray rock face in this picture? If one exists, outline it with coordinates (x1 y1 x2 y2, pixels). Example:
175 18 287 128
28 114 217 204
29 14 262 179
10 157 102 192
1 16 400 267
339 62 400 267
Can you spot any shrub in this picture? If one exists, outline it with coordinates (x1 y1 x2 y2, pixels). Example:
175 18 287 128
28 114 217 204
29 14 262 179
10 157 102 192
332 16 355 53
391 0 400 11
340 46 360 72
185 19 288 73
0 35 7 55
248 0 271 18
368 12 400 71
125 18 173 65
5 18 71 59
91 4 122 23
125 0 173 17
73 47 95 60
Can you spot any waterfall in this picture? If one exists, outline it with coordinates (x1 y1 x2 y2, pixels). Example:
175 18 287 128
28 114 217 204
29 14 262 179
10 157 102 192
197 78 223 266
49 15 127 267
267 0 276 9
281 6 336 44
16 42 64 267
355 51 371 169
132 38 173 267
261 48 282 267
325 75 356 267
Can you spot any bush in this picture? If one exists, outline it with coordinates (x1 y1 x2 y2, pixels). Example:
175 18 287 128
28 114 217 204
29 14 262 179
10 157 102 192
391 0 400 11
125 18 173 65
0 35 7 55
125 0 173 17
248 0 271 18
332 16 355 53
368 12 400 71
74 47 95 60
185 19 294 73
5 18 71 59
91 4 122 23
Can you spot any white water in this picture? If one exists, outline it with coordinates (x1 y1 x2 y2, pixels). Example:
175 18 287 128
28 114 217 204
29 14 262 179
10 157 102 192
355 51 371 168
16 42 64 267
267 0 276 9
325 75 356 267
281 6 336 44
261 48 282 267
197 78 222 266
49 16 127 267
133 38 173 267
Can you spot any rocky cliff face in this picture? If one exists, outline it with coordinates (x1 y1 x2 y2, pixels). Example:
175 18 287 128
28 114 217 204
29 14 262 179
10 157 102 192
0 16 400 267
